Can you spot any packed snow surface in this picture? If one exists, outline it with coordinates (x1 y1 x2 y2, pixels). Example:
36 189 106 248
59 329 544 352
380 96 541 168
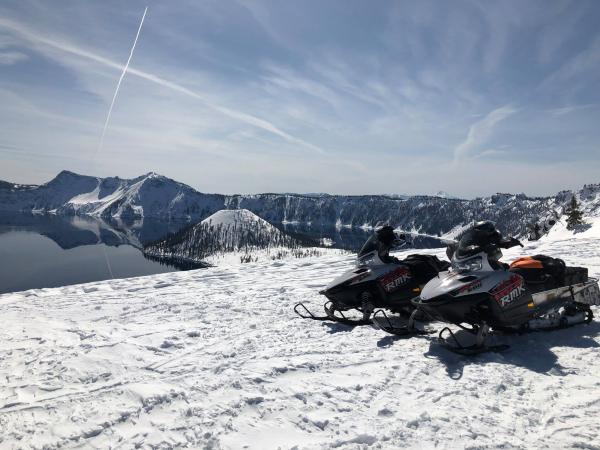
1 223 600 449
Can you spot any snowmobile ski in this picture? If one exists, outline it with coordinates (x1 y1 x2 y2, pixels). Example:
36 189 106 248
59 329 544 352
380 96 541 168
372 309 435 337
294 301 373 326
437 325 509 356
293 302 332 321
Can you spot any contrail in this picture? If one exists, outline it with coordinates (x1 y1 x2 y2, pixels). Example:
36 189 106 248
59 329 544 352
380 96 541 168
94 7 147 279
100 244 115 279
94 7 147 162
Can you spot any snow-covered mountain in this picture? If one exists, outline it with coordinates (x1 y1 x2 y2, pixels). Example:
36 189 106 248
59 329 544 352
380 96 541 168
0 170 225 221
2 170 599 238
144 209 312 265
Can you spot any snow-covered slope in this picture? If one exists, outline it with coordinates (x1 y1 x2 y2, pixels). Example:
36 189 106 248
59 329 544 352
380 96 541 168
1 230 599 449
201 208 270 228
144 209 313 265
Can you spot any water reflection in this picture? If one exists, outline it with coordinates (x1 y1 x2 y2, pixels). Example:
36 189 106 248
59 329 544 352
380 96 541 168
0 213 201 294
276 223 446 252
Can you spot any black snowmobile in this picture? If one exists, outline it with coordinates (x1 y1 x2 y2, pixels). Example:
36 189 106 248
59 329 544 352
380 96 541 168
294 226 450 327
403 221 600 355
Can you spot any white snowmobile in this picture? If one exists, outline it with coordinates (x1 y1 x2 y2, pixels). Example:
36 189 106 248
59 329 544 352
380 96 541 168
396 221 600 355
294 226 450 327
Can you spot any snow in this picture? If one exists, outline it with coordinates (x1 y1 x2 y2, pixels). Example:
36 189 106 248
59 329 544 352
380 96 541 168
441 223 473 241
320 237 334 247
0 171 227 222
542 216 600 241
2 226 600 449
202 247 332 266
201 209 266 228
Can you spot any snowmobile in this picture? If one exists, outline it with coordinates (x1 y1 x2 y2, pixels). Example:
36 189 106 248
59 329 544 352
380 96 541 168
294 226 450 327
400 221 600 355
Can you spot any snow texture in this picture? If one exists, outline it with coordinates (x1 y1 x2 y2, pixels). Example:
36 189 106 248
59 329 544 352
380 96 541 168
200 209 267 228
1 220 600 449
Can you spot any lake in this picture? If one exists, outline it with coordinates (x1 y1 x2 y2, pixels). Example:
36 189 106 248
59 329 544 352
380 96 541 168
0 213 198 294
0 213 446 294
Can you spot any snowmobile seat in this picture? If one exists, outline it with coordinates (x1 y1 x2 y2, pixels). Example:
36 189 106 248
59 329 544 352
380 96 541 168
510 255 588 288
562 266 588 286
403 254 450 284
509 255 566 289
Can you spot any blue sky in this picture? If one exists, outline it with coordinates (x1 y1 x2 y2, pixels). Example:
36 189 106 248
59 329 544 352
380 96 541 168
0 0 599 197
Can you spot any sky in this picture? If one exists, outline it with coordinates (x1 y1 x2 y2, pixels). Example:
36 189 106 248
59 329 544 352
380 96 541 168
0 0 599 198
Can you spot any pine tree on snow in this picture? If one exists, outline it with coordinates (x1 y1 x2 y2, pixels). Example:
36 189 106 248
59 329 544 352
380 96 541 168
565 196 585 230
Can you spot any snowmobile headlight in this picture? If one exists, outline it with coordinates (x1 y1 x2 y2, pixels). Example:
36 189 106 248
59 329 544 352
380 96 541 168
452 256 483 273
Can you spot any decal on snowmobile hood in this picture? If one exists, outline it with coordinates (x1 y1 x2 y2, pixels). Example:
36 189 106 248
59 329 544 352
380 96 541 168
379 266 411 293
455 279 482 296
490 274 525 307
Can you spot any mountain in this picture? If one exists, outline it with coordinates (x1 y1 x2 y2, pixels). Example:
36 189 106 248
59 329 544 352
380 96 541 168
225 191 562 238
0 170 225 221
1 171 599 238
144 209 310 264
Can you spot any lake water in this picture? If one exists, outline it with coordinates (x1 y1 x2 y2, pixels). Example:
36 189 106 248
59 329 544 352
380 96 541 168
0 213 446 294
0 214 197 294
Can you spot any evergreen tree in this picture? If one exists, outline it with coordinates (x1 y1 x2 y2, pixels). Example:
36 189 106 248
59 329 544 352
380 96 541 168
527 220 541 240
565 196 584 230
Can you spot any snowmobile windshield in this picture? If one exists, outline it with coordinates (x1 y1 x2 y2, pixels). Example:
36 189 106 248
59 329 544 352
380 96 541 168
358 234 379 258
455 227 501 260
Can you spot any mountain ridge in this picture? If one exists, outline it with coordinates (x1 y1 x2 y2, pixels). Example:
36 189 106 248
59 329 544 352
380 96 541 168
1 171 598 238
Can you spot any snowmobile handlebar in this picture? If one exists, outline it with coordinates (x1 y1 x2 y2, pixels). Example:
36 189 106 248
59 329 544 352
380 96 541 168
501 237 523 249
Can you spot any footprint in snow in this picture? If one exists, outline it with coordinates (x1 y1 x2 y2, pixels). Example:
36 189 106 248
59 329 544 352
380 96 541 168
127 286 145 292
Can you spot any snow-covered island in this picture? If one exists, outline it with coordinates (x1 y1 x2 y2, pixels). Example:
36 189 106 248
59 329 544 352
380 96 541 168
1 211 600 448
144 209 324 266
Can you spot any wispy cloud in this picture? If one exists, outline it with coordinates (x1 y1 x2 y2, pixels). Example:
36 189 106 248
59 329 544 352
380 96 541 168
454 106 517 163
539 36 600 92
547 103 597 117
0 15 324 154
0 50 27 64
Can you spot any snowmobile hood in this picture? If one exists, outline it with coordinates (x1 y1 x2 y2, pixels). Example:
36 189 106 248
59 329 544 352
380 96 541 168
420 270 488 300
320 267 372 294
